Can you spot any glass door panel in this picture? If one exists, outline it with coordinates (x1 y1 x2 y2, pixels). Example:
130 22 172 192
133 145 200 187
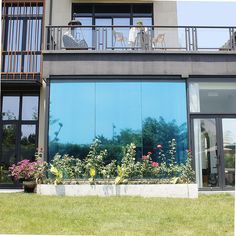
74 17 93 49
193 119 220 188
20 125 37 161
222 119 236 188
1 124 17 184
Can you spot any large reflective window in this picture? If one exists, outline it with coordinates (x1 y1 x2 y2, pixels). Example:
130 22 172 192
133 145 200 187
49 82 95 158
96 82 142 162
2 96 20 120
142 82 188 162
189 82 236 113
22 96 39 120
49 81 188 162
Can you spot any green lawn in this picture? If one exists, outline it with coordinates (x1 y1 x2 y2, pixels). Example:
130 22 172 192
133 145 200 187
0 193 234 236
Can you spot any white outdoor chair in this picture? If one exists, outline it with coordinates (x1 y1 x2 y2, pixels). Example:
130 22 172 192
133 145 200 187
113 30 127 47
152 34 166 49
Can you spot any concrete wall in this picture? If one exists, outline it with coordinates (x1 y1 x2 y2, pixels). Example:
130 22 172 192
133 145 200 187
43 51 236 78
153 1 179 48
37 184 199 198
38 81 46 154
50 0 72 26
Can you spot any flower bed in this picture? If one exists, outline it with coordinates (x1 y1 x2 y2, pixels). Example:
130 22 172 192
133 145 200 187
37 183 198 198
9 139 196 197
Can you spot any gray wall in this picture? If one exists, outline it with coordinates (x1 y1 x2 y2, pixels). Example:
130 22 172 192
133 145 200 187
43 51 236 78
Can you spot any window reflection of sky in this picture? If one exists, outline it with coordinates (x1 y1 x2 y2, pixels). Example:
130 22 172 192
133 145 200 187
49 81 187 145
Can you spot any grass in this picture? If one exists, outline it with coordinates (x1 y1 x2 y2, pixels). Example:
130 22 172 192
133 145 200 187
0 193 234 236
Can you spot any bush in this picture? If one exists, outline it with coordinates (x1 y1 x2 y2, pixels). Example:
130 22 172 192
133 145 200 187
45 139 195 185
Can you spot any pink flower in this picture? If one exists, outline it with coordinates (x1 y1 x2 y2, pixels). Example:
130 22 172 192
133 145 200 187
142 155 148 160
147 152 152 155
157 144 162 149
151 162 159 167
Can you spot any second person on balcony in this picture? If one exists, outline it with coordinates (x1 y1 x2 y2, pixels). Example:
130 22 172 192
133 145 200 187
128 21 149 50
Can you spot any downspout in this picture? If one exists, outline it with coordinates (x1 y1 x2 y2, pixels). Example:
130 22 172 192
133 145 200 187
44 0 53 162
49 0 53 26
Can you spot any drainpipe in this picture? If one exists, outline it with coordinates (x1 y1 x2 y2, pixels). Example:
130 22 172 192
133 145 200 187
49 0 53 26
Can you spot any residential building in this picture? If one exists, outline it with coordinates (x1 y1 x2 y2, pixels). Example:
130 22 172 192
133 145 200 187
1 0 235 190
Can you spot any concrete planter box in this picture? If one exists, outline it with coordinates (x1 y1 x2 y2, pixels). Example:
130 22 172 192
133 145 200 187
37 184 198 198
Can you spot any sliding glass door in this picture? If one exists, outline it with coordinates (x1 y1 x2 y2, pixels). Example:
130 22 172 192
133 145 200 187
192 116 235 190
222 119 236 188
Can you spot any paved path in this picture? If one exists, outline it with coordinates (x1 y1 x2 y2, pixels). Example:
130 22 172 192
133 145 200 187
0 189 23 193
199 191 235 196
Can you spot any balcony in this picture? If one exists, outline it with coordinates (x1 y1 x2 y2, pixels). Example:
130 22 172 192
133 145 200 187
43 25 236 79
46 25 236 52
1 0 44 85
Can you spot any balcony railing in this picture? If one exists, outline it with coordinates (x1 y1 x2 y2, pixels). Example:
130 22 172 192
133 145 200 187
46 25 236 52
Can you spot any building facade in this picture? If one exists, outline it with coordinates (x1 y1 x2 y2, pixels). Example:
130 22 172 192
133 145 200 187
1 0 236 190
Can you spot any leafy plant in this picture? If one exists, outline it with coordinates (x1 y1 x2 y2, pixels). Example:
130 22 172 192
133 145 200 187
51 154 79 179
10 139 195 185
178 150 195 183
101 160 117 179
120 143 140 179
83 139 107 179
49 165 63 185
88 167 96 184
115 165 127 185
9 158 47 182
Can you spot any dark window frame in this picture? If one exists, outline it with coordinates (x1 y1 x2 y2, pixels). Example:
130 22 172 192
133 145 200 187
0 92 40 167
46 76 188 163
72 3 154 26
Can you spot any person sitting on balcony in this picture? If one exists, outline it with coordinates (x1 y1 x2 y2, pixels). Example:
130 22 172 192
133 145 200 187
63 20 88 49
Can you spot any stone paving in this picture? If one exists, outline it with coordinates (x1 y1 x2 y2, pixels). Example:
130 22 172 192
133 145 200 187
0 189 23 193
199 191 235 197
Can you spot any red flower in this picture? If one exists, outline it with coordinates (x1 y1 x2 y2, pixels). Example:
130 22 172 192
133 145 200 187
157 144 162 149
151 162 159 167
142 155 148 160
147 152 152 155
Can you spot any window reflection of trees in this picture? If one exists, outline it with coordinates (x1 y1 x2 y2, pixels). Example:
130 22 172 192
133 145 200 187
2 125 17 166
49 116 187 164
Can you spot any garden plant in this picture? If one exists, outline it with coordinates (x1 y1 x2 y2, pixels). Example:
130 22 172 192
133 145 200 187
9 139 195 186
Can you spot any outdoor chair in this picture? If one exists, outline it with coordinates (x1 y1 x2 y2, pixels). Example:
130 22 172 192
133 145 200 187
152 34 166 49
62 30 88 50
63 32 80 49
113 30 127 47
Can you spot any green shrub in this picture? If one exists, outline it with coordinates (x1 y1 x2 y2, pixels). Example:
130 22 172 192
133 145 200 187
47 139 195 185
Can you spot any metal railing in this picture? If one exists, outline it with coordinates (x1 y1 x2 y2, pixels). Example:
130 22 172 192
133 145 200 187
46 25 236 52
